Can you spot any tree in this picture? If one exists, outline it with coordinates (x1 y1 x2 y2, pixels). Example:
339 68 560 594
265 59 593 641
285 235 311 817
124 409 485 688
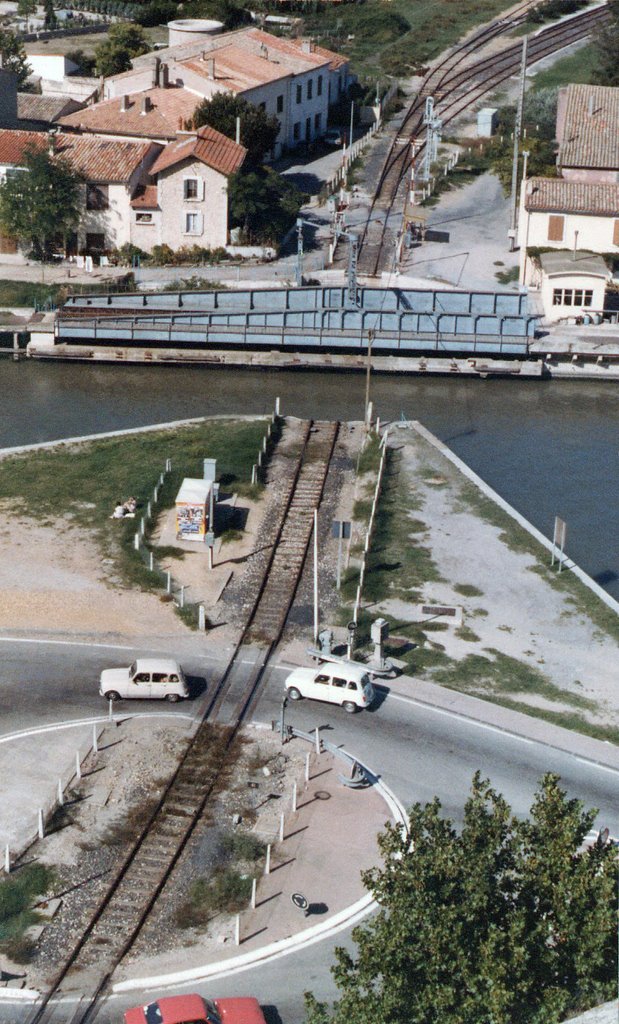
305 773 618 1024
593 3 619 86
0 29 31 87
43 0 58 30
191 93 280 167
94 22 149 77
0 146 83 261
65 48 97 76
228 167 305 245
16 0 37 19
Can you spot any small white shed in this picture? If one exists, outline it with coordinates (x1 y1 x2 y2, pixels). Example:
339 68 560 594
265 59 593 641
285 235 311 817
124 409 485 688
477 107 498 137
538 251 610 323
175 478 212 541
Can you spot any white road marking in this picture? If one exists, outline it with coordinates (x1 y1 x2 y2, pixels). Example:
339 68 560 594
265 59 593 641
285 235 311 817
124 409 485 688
0 713 194 745
0 635 223 661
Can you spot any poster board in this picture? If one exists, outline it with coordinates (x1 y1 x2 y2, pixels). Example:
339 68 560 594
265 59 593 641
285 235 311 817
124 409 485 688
175 478 211 542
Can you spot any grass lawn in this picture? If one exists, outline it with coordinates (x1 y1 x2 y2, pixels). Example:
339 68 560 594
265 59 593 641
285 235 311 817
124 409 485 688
0 863 54 963
298 0 520 80
0 418 266 603
529 43 598 91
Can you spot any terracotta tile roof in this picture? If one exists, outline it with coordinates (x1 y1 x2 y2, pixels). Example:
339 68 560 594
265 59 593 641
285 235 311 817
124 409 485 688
181 44 291 93
59 87 200 140
0 128 158 182
557 84 619 171
243 29 331 71
150 124 246 176
131 184 159 208
307 41 349 70
524 176 619 216
17 94 84 123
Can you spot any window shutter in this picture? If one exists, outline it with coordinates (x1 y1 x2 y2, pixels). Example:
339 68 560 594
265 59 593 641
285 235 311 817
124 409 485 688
200 178 205 202
197 211 204 234
613 220 619 246
548 215 564 242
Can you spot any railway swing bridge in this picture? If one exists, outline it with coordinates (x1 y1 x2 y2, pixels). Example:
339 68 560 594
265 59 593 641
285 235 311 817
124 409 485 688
24 417 338 1024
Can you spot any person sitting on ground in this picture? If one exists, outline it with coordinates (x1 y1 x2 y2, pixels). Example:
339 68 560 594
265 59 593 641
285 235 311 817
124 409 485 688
111 501 125 519
123 496 137 514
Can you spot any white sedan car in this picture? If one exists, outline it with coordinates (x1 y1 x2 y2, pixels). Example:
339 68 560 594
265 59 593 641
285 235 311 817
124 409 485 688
99 658 188 702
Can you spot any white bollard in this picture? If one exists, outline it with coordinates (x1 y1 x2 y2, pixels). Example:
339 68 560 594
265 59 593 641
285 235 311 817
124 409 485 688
279 812 285 843
251 877 257 910
166 571 171 594
147 501 152 519
376 416 381 435
275 396 280 417
149 551 154 571
305 752 310 784
314 727 320 755
134 533 140 550
180 586 185 608
159 472 164 486
38 809 44 840
140 518 145 536
262 436 267 453
258 450 263 468
265 843 271 876
153 486 158 502
57 779 64 806
92 723 98 755
166 458 171 472
108 697 114 722
4 845 9 874
292 781 297 813
235 914 240 946
75 750 81 781
251 464 257 485
199 605 206 631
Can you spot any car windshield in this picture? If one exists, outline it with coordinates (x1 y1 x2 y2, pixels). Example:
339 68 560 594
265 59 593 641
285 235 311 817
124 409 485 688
143 1003 163 1024
129 661 137 678
204 1000 221 1024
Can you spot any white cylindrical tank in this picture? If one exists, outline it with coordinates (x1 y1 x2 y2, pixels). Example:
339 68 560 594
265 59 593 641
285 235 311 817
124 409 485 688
167 18 224 46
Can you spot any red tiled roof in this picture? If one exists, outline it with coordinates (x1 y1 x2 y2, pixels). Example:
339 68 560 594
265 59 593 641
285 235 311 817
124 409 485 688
0 128 158 182
59 87 200 140
524 176 619 216
558 84 619 171
244 29 330 70
307 41 348 70
150 124 246 176
131 184 159 208
181 44 291 93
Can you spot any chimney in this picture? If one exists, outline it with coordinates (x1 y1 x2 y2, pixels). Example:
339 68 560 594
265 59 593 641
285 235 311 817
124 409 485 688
120 94 130 112
154 56 160 87
141 95 152 115
301 38 313 53
207 57 215 80
161 63 169 88
260 42 268 60
47 128 56 156
587 94 595 117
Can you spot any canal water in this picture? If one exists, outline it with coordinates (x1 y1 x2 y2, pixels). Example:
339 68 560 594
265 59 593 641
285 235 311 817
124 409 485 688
1 360 618 600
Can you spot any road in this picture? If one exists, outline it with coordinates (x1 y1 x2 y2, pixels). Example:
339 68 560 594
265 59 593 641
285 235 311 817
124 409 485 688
0 641 617 1024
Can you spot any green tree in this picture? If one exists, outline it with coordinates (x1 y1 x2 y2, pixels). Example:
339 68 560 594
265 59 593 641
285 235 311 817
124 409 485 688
94 22 149 77
43 0 57 30
0 29 31 87
228 168 305 245
305 773 618 1024
191 93 280 167
0 146 83 261
16 0 37 18
593 3 619 86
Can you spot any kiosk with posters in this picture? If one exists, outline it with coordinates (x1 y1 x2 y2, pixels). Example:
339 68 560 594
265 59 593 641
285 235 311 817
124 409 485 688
175 478 212 542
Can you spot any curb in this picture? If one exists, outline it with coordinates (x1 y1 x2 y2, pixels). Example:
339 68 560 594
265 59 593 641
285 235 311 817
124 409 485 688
112 744 407 993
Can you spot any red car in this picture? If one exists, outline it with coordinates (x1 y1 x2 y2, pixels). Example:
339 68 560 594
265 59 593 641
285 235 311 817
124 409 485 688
124 994 267 1024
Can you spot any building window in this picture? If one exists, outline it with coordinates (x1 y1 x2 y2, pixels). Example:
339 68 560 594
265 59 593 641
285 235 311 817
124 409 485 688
277 94 284 113
306 116 311 140
86 183 109 211
293 121 300 140
307 78 313 100
184 212 202 234
86 232 105 252
136 212 153 224
314 112 321 133
183 178 199 200
547 215 564 242
552 288 593 307
317 74 322 96
259 101 266 110
296 83 302 104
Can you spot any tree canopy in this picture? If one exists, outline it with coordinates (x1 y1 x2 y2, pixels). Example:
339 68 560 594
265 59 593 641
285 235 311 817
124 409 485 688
305 773 618 1024
228 167 305 245
593 4 619 86
0 29 31 87
0 147 83 261
94 23 150 78
190 93 280 167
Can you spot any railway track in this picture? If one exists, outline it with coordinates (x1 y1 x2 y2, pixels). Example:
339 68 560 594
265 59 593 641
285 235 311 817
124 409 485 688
356 1 610 277
25 418 339 1024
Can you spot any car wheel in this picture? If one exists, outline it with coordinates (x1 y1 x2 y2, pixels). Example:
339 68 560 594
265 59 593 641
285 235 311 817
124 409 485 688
343 701 357 714
166 693 181 703
288 687 302 701
104 691 120 701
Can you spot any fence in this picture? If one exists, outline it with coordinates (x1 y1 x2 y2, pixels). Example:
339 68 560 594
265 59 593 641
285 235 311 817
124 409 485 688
324 121 381 196
351 429 389 627
3 723 103 873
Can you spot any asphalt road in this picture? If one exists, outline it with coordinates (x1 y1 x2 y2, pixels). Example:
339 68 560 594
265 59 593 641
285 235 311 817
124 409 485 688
1 640 617 1024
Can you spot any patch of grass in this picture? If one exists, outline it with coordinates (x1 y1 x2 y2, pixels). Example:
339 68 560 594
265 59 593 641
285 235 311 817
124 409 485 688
102 797 160 847
220 831 266 862
176 869 254 929
0 864 54 949
495 266 519 285
357 433 382 476
152 544 186 560
0 418 266 614
530 42 598 91
220 528 244 545
456 626 480 642
489 698 619 747
454 583 484 597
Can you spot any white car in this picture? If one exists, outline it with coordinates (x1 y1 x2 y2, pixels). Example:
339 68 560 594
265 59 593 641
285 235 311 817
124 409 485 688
99 658 188 703
285 662 375 713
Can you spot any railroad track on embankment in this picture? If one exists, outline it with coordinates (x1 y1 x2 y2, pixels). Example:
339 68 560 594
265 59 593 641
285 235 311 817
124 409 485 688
356 1 610 277
25 418 339 1024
